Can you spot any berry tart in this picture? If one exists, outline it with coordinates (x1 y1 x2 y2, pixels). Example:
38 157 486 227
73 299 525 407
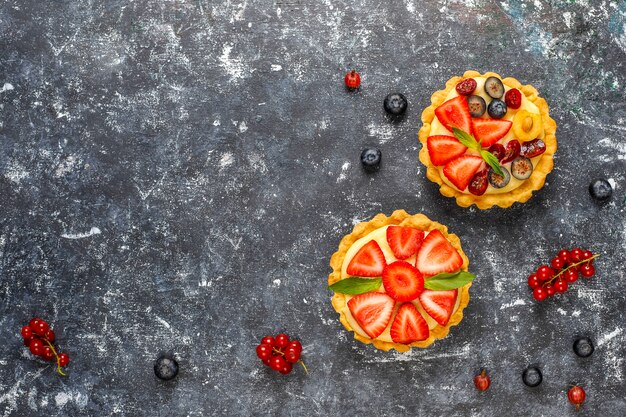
328 210 474 352
418 70 557 209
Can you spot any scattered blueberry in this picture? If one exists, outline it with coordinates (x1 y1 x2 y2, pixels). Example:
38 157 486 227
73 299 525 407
383 93 408 116
155 356 179 381
522 366 542 387
487 99 507 119
588 178 612 201
467 95 486 118
360 148 382 172
573 337 594 358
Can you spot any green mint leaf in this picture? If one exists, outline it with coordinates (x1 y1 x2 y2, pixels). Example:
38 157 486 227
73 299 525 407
479 150 504 177
423 270 475 291
327 277 382 295
452 127 479 151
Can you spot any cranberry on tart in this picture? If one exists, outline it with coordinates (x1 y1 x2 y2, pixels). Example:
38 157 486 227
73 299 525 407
418 70 557 209
328 210 473 352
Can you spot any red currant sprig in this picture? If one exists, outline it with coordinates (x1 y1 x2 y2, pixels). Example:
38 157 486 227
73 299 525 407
256 333 307 375
528 249 599 301
21 318 70 376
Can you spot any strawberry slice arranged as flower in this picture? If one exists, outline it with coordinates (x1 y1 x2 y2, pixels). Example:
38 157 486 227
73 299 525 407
382 261 424 302
419 289 458 326
390 303 430 344
426 135 468 166
472 119 512 148
346 240 386 277
347 292 395 339
443 155 484 191
434 96 473 134
386 226 425 260
416 230 463 276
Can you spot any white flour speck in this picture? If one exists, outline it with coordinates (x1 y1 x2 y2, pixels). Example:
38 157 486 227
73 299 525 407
272 279 281 287
500 299 527 309
271 64 282 71
336 162 350 183
0 82 14 93
218 44 244 80
61 227 101 239
219 152 234 168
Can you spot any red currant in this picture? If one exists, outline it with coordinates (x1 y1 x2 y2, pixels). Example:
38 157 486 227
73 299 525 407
21 326 33 340
260 336 275 347
581 250 593 260
533 287 548 301
58 353 70 367
344 70 361 89
550 256 565 270
286 340 302 353
31 320 49 337
269 355 286 372
262 357 271 367
29 338 44 356
275 334 290 349
256 344 273 361
284 348 301 364
44 329 55 342
528 274 541 289
23 335 35 346
42 346 55 361
29 318 42 330
568 385 586 410
279 361 293 375
554 279 568 293
545 284 555 297
569 248 583 264
474 369 491 391
580 264 595 278
557 249 570 263
564 268 578 283
536 265 554 281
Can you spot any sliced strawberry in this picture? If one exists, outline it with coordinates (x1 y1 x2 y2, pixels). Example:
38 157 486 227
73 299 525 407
472 119 512 147
382 261 424 302
390 303 430 344
419 289 458 326
443 155 484 191
346 240 386 277
386 226 425 260
426 135 468 166
347 292 395 339
434 96 472 134
416 230 463 276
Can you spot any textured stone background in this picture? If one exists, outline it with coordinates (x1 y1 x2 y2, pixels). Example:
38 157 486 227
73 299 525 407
0 0 625 416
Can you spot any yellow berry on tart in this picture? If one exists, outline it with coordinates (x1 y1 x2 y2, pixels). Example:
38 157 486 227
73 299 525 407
418 70 557 209
328 210 474 352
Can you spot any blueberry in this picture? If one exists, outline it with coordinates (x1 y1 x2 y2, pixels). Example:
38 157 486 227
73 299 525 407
573 337 594 358
484 76 504 99
487 99 507 119
361 148 382 172
488 166 510 189
467 95 486 118
154 356 179 381
522 366 542 387
383 93 408 116
589 178 612 201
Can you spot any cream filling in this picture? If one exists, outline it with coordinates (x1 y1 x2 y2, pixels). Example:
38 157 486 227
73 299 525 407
430 76 545 194
340 226 461 342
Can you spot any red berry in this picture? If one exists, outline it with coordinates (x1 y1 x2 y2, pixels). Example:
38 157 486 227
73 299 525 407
344 70 361 89
31 320 49 337
262 357 271 367
536 265 554 281
554 279 568 293
23 335 35 346
564 268 578 283
286 340 302 353
260 336 275 347
551 256 565 270
42 346 55 361
580 264 595 278
474 369 491 391
256 344 273 361
557 250 570 263
29 338 44 356
504 88 522 109
275 334 290 349
44 329 55 343
21 326 33 340
581 250 593 260
528 274 541 289
279 361 293 375
533 287 548 301
29 318 41 330
568 385 586 410
569 248 583 264
269 355 286 372
545 284 556 297
284 348 301 364
58 353 70 367
455 78 477 96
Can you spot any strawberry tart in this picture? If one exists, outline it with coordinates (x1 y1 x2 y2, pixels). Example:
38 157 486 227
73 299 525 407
328 210 474 352
418 70 557 209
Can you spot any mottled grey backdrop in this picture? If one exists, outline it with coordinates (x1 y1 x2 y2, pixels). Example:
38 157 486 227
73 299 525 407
0 0 624 416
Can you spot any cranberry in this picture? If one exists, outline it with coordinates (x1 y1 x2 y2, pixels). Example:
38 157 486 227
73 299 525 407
455 78 477 96
488 143 506 161
504 88 522 109
468 169 489 196
501 140 521 164
520 139 546 158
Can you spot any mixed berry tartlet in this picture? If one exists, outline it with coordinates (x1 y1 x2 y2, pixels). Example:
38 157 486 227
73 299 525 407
328 210 473 352
418 70 557 209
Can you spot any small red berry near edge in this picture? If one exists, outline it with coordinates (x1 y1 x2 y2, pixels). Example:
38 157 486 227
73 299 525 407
344 70 361 89
533 287 548 301
21 326 33 340
474 369 491 391
275 334 290 349
568 385 586 410
32 320 49 337
58 353 70 367
260 336 275 347
580 264 595 278
44 329 55 342
256 344 273 361
29 338 44 356
536 265 554 281
528 274 541 289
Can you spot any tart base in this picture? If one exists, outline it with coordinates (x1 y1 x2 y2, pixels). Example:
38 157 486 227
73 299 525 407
328 210 471 352
418 70 557 209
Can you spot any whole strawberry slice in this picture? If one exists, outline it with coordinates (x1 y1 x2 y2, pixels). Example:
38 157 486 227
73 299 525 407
472 119 512 148
382 261 424 302
390 303 430 344
419 289 458 326
434 96 473 134
386 226 425 260
416 230 463 276
346 240 386 277
426 135 468 166
443 155 484 191
347 292 395 339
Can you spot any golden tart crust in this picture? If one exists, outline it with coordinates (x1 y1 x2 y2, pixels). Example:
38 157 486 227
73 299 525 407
418 70 557 209
328 210 471 352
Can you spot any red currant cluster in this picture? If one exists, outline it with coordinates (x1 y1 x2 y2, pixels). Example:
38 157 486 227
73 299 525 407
528 248 599 301
255 333 306 375
21 318 70 375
